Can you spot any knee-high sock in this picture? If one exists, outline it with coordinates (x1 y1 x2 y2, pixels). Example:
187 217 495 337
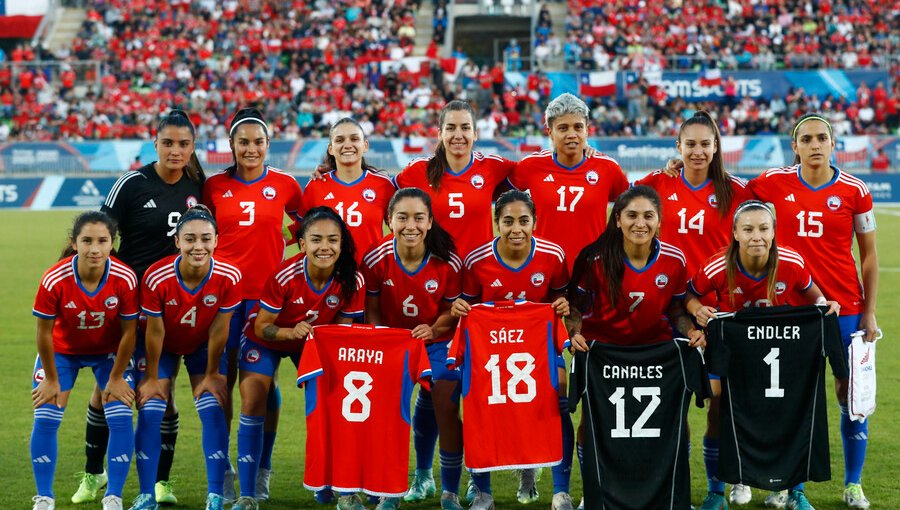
237 414 264 498
471 471 491 495
260 386 281 471
196 393 228 495
840 404 868 484
703 436 724 494
135 399 166 496
32 404 64 498
439 449 463 495
413 389 438 471
552 398 574 494
84 404 108 475
157 412 179 482
104 401 134 497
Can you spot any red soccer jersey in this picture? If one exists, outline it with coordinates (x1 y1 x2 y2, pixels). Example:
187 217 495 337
395 152 515 258
462 237 568 302
141 255 243 355
510 150 629 271
202 166 303 299
297 324 431 496
303 169 396 260
689 247 813 312
635 171 754 276
32 255 139 355
244 254 365 353
749 166 874 315
448 301 566 472
362 235 462 342
577 240 688 345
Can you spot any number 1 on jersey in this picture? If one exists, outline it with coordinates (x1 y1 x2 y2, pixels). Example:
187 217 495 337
763 347 785 398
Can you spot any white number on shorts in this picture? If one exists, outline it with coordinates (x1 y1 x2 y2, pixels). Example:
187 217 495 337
763 348 785 398
485 352 536 405
628 292 645 312
677 208 705 235
556 186 584 212
334 201 363 227
448 193 465 218
180 306 197 328
239 201 256 226
609 386 661 438
342 371 374 422
76 310 105 330
796 211 823 238
402 295 419 317
166 212 181 237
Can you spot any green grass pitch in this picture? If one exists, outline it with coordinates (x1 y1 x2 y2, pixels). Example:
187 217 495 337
1 209 898 509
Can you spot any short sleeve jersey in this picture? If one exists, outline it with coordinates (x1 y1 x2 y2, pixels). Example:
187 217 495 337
689 247 813 312
303 169 396 260
577 240 687 345
141 255 243 355
297 324 431 497
510 151 629 271
462 237 569 302
448 301 568 472
395 152 515 258
202 166 303 299
362 235 462 342
748 165 874 315
244 254 365 353
101 164 202 279
33 255 139 355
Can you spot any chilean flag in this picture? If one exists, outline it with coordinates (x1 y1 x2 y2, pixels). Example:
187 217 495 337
579 71 616 97
699 68 722 87
0 0 49 38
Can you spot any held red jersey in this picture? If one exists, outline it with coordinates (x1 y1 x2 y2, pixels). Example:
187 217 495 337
33 255 139 355
395 152 515 258
510 151 629 271
462 237 569 303
635 171 754 276
689 247 813 312
202 166 303 299
362 235 462 342
140 255 243 355
303 170 396 261
297 324 431 497
448 301 567 472
749 166 874 315
244 254 365 353
577 240 687 345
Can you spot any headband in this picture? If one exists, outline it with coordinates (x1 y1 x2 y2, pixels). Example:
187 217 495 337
791 115 832 140
229 117 269 137
733 200 774 223
176 207 217 232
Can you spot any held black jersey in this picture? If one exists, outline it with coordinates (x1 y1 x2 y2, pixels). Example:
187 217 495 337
707 305 847 491
570 340 709 510
101 164 202 279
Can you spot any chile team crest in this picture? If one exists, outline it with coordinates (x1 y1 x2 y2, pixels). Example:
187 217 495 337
775 281 787 295
470 174 485 189
33 368 45 383
530 272 545 286
105 296 119 309
585 170 599 185
362 188 377 202
655 274 669 288
424 279 439 293
262 186 277 200
827 195 842 211
325 294 341 308
245 349 261 363
708 194 718 208
186 196 198 207
203 294 218 307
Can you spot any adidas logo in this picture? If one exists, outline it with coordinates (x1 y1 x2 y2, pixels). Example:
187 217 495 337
32 455 52 464
384 279 395 287
237 455 255 463
491 279 503 288
733 287 743 294
293 296 305 304
110 454 130 463
207 450 227 460
143 199 157 209
136 451 150 460
65 301 77 309
543 174 554 182
222 190 233 198
785 194 795 202
166 299 178 306
324 192 335 200
668 193 678 201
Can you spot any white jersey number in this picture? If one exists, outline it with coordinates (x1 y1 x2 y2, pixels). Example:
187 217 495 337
334 201 363 227
556 186 584 212
796 211 823 238
342 371 374 422
402 295 419 317
677 208 705 235
448 193 465 218
76 310 105 330
628 292 645 312
166 212 181 237
609 386 662 438
180 306 197 328
763 348 785 398
239 201 256 226
485 352 536 405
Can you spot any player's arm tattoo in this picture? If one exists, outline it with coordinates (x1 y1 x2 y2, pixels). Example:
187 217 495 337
263 324 280 341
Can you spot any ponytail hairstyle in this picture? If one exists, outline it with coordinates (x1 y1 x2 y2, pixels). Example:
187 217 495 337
226 107 269 176
388 187 457 262
677 111 732 217
60 210 118 260
299 206 358 302
176 204 217 235
726 200 779 306
494 189 536 223
426 100 476 191
157 109 206 186
790 113 834 165
568 186 661 308
323 117 380 173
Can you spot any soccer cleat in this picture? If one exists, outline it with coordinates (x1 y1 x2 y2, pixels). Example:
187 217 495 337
32 496 55 510
787 490 814 510
699 493 728 510
729 484 752 505
765 490 789 508
71 471 108 503
256 468 272 501
223 465 236 502
127 493 158 510
102 495 124 510
440 492 464 510
316 489 336 503
205 493 226 510
376 497 401 510
843 483 870 509
516 469 539 504
403 472 437 502
464 478 477 503
577 497 584 510
469 491 495 510
336 494 366 510
154 481 177 505
231 496 259 510
551 492 576 510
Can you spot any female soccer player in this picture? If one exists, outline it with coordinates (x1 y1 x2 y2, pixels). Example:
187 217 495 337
362 187 463 510
450 190 575 510
748 114 878 510
31 212 139 510
72 110 206 506
202 107 304 500
129 206 242 510
231 207 364 510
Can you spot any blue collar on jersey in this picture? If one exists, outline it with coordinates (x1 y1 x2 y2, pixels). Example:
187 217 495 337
736 256 768 282
552 152 587 171
680 171 710 191
392 237 432 277
445 154 475 176
232 165 269 185
796 164 840 192
303 256 335 295
72 255 111 297
330 168 368 187
624 238 661 274
492 236 535 273
174 255 214 295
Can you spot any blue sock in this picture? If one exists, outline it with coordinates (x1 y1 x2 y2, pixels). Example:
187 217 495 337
840 404 868 484
104 401 134 497
792 483 805 491
135 399 166 496
703 436 724 494
413 389 438 470
196 393 228 495
237 414 264 497
31 404 64 498
552 398 574 494
439 449 463 495
471 471 491 494
576 442 583 471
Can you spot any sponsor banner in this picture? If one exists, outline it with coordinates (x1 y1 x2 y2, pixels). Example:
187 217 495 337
51 178 119 208
0 178 43 208
0 143 90 173
855 174 900 204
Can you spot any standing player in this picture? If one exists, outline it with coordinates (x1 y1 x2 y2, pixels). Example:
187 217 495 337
72 110 206 506
202 107 304 500
129 206 241 510
748 114 878 510
450 190 575 510
231 207 364 510
30 212 139 510
362 188 463 510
